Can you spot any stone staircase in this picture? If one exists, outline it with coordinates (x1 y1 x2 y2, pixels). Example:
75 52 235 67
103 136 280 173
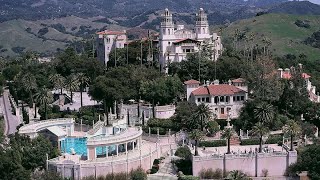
86 121 104 136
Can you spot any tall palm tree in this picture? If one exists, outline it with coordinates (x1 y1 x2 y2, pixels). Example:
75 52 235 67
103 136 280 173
252 122 270 153
34 88 53 120
227 170 250 180
76 73 90 107
65 74 80 103
195 103 211 131
21 73 38 118
283 120 301 151
253 102 274 124
221 128 235 154
189 129 204 156
49 74 66 95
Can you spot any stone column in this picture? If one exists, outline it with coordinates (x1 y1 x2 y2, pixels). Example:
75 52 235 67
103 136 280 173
88 147 96 160
106 146 108 158
116 144 119 156
137 138 140 150
125 142 128 155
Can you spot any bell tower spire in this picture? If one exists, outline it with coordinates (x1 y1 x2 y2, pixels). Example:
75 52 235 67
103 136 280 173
160 8 174 38
195 8 210 39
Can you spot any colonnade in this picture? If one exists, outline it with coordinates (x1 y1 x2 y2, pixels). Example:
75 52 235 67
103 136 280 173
87 137 142 160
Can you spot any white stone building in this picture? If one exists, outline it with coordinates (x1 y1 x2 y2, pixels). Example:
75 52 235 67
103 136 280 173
185 79 248 119
159 8 223 73
96 30 127 65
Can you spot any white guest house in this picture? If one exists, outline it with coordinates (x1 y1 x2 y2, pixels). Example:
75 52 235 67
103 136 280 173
185 79 248 119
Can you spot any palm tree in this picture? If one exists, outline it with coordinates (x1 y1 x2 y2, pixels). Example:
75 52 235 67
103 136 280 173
34 88 53 120
65 74 80 103
253 102 274 124
283 120 301 151
49 74 65 95
195 103 211 131
227 170 249 180
21 73 38 118
252 122 270 153
77 73 90 107
189 129 204 156
221 128 235 154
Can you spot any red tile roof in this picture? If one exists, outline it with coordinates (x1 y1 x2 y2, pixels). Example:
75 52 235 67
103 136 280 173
302 73 311 79
191 84 245 96
97 30 126 35
173 38 199 44
184 79 200 85
232 78 246 83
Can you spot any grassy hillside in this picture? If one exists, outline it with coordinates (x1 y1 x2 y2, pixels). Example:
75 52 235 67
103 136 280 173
0 16 114 57
220 13 320 61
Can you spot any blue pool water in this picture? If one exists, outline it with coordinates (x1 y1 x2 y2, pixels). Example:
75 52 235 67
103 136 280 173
60 137 116 156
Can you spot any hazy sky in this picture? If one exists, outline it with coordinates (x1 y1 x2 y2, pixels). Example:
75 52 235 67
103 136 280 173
309 0 320 4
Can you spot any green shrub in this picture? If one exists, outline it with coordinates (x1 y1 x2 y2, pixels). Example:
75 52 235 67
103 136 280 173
175 146 192 160
199 168 223 179
153 159 160 165
199 140 226 147
240 138 260 145
174 159 193 175
130 166 147 180
178 175 200 180
266 135 282 144
150 168 158 174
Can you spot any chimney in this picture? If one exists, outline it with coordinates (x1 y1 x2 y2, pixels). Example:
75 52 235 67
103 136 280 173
213 80 219 85
298 63 303 70
228 79 232 85
278 68 283 78
206 80 210 86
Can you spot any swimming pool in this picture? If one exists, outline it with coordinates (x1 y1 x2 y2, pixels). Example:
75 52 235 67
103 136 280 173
60 137 116 156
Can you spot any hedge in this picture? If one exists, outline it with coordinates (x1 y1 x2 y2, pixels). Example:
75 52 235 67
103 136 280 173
199 140 226 147
240 135 283 145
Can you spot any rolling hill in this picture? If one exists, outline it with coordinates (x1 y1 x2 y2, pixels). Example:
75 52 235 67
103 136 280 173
220 13 320 61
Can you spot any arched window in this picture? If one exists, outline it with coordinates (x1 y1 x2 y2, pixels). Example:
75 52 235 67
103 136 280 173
168 29 170 35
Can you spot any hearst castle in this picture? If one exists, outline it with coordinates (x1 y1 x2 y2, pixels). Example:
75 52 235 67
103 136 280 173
97 8 223 72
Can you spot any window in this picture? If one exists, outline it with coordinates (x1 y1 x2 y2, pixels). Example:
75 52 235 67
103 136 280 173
198 98 201 102
226 96 230 103
186 49 191 53
168 29 171 35
233 96 236 102
237 96 240 101
214 96 218 104
168 42 171 45
241 96 245 101
221 108 225 114
202 98 205 102
220 96 224 102
206 97 209 103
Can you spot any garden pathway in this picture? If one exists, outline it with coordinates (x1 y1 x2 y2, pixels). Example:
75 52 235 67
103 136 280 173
148 156 178 180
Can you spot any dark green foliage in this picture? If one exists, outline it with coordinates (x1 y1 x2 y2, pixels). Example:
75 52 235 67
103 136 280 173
295 20 311 29
178 175 200 180
22 108 29 124
38 27 49 36
172 101 198 130
240 135 283 145
12 46 26 54
130 166 147 180
305 30 320 49
289 145 320 179
175 146 192 160
199 140 227 147
174 159 193 175
240 138 260 145
0 134 59 180
199 168 223 179
145 118 177 132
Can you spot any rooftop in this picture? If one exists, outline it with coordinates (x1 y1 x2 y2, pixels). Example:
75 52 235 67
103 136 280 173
231 78 246 83
184 79 200 85
97 30 126 35
191 84 245 96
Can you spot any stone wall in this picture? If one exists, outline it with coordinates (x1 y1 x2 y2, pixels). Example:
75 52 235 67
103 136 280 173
192 151 297 177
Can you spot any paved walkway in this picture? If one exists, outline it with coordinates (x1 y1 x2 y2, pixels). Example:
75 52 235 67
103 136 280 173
148 157 178 180
0 90 20 135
